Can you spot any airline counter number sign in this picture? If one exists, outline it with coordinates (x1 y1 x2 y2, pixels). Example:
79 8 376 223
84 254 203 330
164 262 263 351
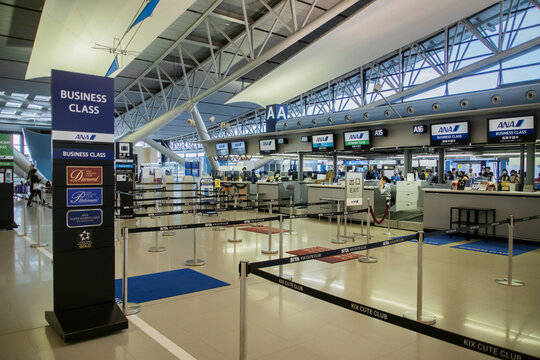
66 166 103 186
487 116 536 143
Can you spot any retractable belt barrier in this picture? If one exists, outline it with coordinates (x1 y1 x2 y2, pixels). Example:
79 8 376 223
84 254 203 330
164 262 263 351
242 213 540 360
125 208 367 234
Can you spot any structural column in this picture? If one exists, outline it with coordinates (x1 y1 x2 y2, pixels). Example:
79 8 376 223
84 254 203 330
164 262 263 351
298 153 304 181
191 105 219 171
332 153 338 177
144 138 185 166
404 149 412 176
519 145 525 189
438 148 445 183
525 143 536 190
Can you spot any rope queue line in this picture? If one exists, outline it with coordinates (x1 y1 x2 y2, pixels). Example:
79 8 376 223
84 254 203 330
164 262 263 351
239 213 540 360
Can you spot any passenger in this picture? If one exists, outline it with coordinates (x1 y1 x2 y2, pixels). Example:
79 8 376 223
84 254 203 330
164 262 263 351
468 168 476 178
27 168 47 207
451 168 457 180
536 172 540 182
26 164 35 184
446 171 453 181
482 166 494 181
510 170 520 183
499 169 510 182
427 170 437 184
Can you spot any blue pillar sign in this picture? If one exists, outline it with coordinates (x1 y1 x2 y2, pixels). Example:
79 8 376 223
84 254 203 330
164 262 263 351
46 70 127 342
265 104 287 133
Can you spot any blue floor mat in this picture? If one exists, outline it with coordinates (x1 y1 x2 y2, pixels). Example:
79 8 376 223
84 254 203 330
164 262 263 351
451 240 540 256
411 234 465 245
115 268 229 303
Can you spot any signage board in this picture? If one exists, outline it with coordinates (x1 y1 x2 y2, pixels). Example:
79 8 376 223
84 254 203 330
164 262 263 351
216 143 229 156
66 209 103 228
259 139 277 154
373 128 388 137
343 130 369 150
66 166 103 186
66 187 103 207
265 104 287 133
430 121 470 146
53 148 114 161
412 125 427 134
345 171 363 206
277 138 288 144
487 115 536 143
301 136 311 143
231 141 246 155
312 134 335 152
0 133 14 163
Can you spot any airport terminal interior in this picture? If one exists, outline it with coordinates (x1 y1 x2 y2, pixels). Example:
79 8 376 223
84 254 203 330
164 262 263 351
1 0 540 359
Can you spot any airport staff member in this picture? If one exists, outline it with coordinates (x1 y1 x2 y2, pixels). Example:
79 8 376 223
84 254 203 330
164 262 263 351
380 176 392 203
482 166 494 181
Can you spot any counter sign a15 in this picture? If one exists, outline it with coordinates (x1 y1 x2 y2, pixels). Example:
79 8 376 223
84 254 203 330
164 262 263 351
373 128 387 137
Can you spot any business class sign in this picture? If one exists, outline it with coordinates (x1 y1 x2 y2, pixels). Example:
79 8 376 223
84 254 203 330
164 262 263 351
487 116 536 143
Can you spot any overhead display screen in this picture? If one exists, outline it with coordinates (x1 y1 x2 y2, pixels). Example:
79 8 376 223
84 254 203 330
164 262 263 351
259 139 277 154
487 116 536 144
216 143 229 156
343 130 370 150
312 133 335 152
231 141 246 155
430 121 470 146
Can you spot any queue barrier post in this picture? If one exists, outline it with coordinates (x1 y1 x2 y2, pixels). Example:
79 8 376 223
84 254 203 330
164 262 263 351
331 200 346 244
358 199 377 263
385 199 394 237
162 197 176 236
404 231 436 325
228 196 242 243
213 188 226 231
22 195 28 236
148 214 166 252
286 196 296 236
262 201 278 254
495 215 524 287
239 261 248 360
185 207 205 266
30 203 48 248
121 227 140 315
278 214 292 280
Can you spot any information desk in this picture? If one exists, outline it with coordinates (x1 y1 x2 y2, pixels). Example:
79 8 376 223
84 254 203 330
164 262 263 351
423 189 540 241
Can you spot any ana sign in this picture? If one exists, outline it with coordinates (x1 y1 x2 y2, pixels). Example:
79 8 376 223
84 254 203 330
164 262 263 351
487 116 536 143
312 134 335 152
345 172 363 206
66 209 103 228
343 130 369 150
259 139 277 154
430 121 470 146
216 143 229 156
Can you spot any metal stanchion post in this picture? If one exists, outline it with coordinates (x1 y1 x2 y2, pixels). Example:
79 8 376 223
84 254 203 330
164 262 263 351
185 207 205 266
162 197 176 236
31 203 48 248
262 201 277 254
122 227 140 315
286 196 296 236
228 196 242 243
404 231 436 324
278 215 292 280
358 200 377 263
23 196 28 236
385 199 394 237
239 261 248 360
148 215 166 252
213 189 225 231
331 201 346 244
496 215 524 286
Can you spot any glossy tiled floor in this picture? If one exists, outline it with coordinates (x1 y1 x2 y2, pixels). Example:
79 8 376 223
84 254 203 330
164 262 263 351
1 197 540 359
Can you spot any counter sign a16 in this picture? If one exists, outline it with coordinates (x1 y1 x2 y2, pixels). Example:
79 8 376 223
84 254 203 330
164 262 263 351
413 125 427 134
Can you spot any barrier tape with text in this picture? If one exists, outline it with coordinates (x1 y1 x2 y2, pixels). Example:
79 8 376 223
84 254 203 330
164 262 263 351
249 267 536 360
125 208 368 234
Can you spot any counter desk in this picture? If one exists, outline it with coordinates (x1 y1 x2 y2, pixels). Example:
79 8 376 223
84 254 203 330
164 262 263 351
423 189 540 242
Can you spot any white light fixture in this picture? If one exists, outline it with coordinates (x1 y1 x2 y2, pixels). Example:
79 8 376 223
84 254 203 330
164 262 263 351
209 116 215 123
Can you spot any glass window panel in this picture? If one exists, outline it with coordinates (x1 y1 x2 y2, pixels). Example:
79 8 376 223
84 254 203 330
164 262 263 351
503 47 540 68
448 72 499 94
404 84 446 102
502 64 540 84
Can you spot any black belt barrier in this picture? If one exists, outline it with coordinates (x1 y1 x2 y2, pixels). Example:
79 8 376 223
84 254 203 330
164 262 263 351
249 268 537 360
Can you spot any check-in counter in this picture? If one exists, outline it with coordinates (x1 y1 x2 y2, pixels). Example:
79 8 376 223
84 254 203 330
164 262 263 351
221 181 251 199
256 182 294 202
306 184 386 222
423 189 540 241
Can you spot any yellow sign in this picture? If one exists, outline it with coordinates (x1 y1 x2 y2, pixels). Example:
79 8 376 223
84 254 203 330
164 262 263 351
214 179 221 188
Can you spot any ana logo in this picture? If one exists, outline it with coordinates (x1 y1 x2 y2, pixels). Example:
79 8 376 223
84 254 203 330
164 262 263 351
74 134 97 140
348 133 364 140
438 125 460 133
497 119 524 129
262 140 272 146
315 136 329 142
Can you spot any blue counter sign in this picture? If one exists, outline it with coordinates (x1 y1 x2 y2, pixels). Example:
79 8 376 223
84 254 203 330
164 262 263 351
430 121 470 146
66 188 103 207
487 116 536 143
53 148 114 161
66 209 103 228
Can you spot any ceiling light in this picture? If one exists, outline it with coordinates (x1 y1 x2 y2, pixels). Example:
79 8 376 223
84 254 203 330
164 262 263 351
5 102 21 108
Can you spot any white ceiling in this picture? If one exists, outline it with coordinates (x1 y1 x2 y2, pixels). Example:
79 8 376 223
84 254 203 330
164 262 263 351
227 0 499 107
25 0 195 79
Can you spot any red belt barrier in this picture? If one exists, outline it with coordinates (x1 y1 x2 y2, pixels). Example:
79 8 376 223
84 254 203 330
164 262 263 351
370 205 390 225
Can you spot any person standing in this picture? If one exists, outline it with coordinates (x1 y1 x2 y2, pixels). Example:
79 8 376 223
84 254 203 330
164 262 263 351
26 164 34 184
468 168 475 178
27 168 46 206
482 167 494 181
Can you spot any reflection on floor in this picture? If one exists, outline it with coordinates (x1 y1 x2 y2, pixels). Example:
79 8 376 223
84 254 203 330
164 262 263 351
1 197 540 360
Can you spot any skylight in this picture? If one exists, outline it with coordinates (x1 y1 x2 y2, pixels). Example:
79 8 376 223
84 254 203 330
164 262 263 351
5 102 21 108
